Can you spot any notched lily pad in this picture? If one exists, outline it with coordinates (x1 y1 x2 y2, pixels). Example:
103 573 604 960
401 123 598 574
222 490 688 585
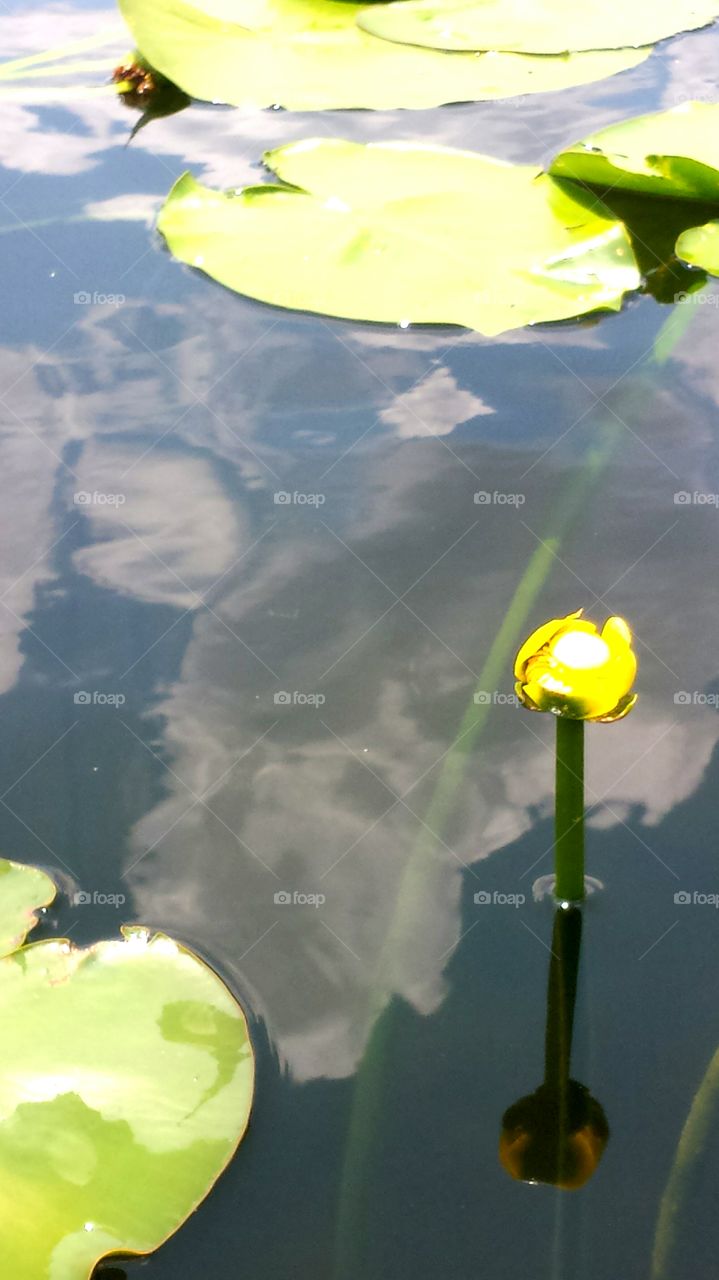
550 102 719 201
156 139 640 336
356 0 718 53
0 925 254 1279
0 856 56 959
118 0 650 111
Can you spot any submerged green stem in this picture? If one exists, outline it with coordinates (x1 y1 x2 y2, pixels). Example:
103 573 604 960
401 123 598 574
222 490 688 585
554 718 585 902
0 28 124 80
652 1044 719 1279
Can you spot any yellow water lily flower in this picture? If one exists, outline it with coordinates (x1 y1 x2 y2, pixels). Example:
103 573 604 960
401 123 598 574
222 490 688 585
514 610 637 723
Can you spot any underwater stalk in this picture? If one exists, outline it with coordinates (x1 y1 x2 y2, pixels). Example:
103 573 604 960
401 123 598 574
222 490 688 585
652 1043 719 1278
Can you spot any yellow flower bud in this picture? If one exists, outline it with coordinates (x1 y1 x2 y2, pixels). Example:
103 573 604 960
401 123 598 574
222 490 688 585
514 610 637 723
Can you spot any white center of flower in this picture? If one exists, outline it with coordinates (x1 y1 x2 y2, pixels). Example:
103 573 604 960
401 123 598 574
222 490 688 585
552 631 609 670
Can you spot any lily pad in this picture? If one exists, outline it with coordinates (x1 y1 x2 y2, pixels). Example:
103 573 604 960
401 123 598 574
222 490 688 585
156 139 641 336
0 856 56 959
676 220 719 272
550 103 719 200
0 926 254 1279
118 0 650 111
357 0 718 53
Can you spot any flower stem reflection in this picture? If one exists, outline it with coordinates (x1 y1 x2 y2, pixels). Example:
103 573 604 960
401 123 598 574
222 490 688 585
500 907 608 1190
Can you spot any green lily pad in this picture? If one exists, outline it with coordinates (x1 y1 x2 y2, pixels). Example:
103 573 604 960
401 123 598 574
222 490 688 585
676 220 719 272
0 857 56 959
0 926 254 1279
356 0 718 53
156 139 641 336
550 103 719 200
118 0 650 110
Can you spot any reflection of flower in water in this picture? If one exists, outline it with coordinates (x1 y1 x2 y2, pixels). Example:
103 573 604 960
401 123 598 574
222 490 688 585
500 1079 609 1190
499 908 609 1190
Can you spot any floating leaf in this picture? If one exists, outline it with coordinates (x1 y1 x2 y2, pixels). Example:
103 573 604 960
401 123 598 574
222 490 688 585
156 139 641 336
550 103 719 200
676 220 719 272
357 0 719 53
0 927 254 1279
0 857 56 959
118 0 650 111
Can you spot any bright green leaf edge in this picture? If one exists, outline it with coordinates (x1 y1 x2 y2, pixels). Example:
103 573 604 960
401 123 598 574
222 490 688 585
119 0 651 111
356 0 719 54
550 102 719 201
676 220 719 272
156 139 641 336
0 857 56 959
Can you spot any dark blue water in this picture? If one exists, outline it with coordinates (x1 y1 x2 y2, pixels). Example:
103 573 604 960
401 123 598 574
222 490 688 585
2 6 719 1278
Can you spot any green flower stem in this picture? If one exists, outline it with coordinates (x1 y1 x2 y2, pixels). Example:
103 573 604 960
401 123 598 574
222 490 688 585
554 718 585 902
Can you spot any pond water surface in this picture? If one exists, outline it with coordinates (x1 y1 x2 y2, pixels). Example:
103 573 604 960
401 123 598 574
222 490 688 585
2 5 719 1278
